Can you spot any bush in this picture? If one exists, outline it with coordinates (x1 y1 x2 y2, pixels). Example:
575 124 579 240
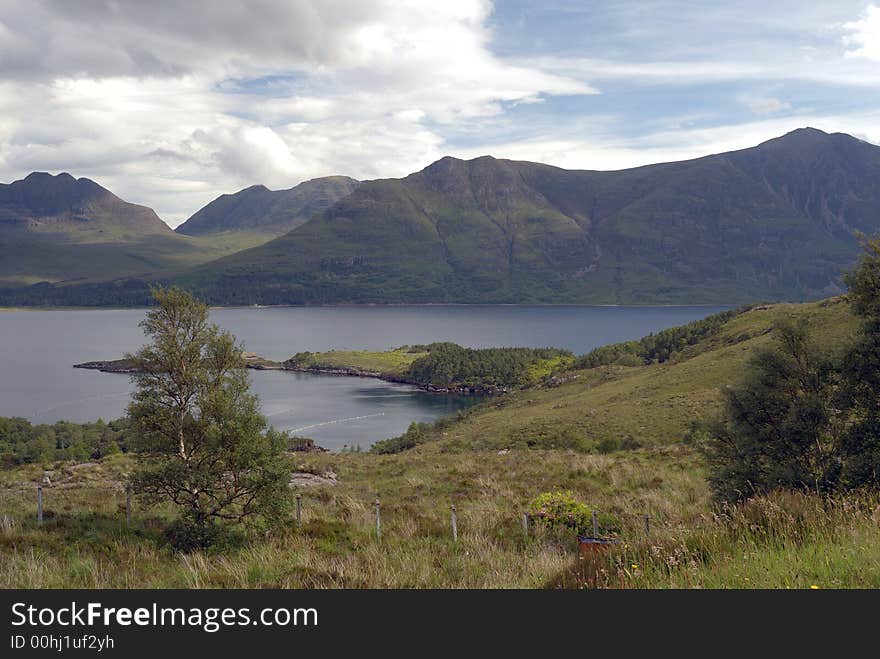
577 306 752 369
406 343 572 388
0 417 129 467
527 490 619 537
164 517 246 552
702 320 844 503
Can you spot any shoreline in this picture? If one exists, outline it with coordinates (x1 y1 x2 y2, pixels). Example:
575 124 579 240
3 302 743 312
73 358 502 396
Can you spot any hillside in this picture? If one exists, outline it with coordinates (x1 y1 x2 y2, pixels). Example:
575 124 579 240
0 172 242 287
378 296 859 453
175 175 360 240
177 128 880 305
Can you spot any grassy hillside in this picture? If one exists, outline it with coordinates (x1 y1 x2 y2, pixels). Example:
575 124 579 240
385 297 858 452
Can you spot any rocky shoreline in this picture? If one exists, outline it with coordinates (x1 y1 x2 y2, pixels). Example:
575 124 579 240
73 354 505 396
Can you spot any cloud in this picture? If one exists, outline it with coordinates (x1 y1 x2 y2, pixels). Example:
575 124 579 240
0 1 595 224
745 96 793 116
842 4 880 60
0 0 879 229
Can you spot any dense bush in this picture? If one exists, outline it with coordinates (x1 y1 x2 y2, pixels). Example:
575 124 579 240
704 237 880 502
371 421 428 454
0 417 128 466
576 306 752 369
406 342 572 388
701 320 845 502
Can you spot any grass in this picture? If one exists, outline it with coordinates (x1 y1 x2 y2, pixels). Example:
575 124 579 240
3 446 878 588
286 348 427 377
0 447 709 588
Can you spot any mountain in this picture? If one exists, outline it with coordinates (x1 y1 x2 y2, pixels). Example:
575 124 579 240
177 128 880 305
0 172 233 287
175 176 360 238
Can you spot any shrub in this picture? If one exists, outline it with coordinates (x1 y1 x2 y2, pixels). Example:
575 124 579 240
527 490 619 537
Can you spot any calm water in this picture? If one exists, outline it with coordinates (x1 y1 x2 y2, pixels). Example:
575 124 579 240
0 306 728 449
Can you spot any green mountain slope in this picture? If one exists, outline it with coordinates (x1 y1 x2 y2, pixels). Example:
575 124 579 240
180 128 880 305
175 176 360 239
0 172 241 287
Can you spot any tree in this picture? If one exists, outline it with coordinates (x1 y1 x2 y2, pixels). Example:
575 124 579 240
840 236 880 486
126 287 290 546
702 320 845 503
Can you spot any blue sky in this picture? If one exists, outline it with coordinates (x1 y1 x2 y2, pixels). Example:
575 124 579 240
0 1 879 224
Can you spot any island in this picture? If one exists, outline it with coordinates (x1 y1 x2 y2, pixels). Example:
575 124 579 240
74 343 576 395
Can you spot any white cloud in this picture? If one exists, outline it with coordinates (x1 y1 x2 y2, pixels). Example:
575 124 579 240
0 0 879 229
745 96 793 116
842 4 880 60
0 0 592 225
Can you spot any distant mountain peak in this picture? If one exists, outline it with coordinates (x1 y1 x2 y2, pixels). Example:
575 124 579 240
784 126 828 137
175 175 361 237
0 168 178 232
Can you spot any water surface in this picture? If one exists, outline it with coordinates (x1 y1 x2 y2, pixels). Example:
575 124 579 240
0 305 728 448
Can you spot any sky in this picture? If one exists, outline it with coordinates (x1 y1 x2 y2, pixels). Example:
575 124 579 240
1 1 879 227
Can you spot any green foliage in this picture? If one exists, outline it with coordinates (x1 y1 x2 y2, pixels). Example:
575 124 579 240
577 306 752 369
527 490 619 537
840 235 880 486
127 287 291 543
844 235 880 318
702 320 846 502
371 422 426 454
704 239 880 503
406 343 573 389
0 417 127 466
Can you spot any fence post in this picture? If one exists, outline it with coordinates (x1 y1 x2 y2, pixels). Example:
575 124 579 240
374 497 381 541
37 486 43 526
125 484 132 528
644 513 650 537
295 494 302 526
522 513 529 535
451 504 458 543
592 510 598 538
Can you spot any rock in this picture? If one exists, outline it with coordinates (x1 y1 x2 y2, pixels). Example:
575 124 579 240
67 462 99 471
287 437 329 453
497 449 510 455
289 471 338 488
73 359 140 373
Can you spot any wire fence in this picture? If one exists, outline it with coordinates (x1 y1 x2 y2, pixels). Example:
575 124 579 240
2 482 663 548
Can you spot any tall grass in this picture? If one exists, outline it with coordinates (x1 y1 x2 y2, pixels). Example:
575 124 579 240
558 490 880 589
2 452 878 588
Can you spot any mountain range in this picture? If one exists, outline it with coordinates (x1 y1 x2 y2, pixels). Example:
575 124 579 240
2 127 879 305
